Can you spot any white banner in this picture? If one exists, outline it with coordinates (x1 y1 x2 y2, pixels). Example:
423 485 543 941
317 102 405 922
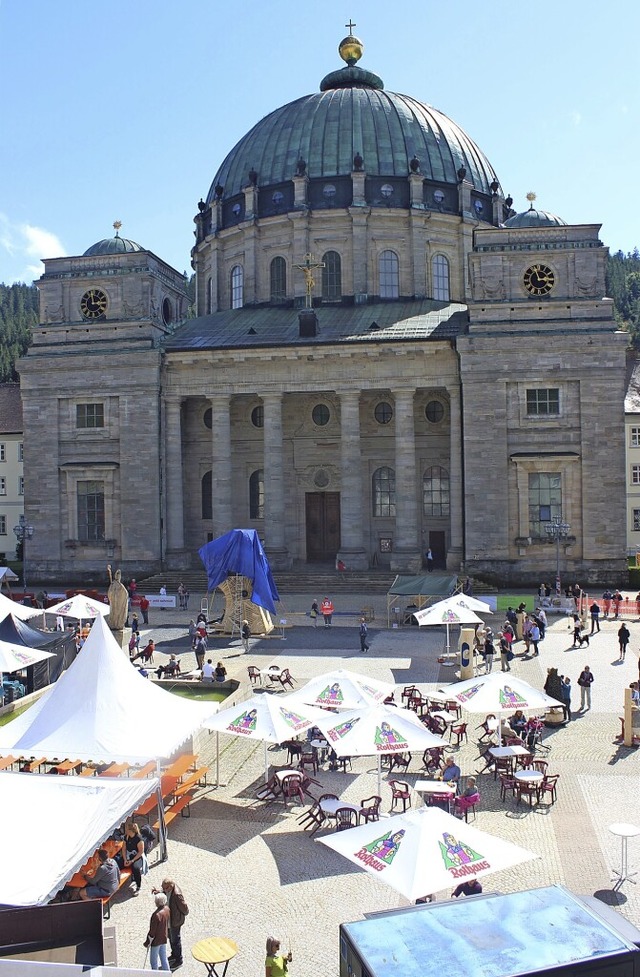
144 595 177 608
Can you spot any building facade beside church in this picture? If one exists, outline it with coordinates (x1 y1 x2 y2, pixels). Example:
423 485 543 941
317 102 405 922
18 33 627 585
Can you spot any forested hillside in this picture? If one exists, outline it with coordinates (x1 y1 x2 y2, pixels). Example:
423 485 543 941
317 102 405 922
0 257 638 382
0 283 38 382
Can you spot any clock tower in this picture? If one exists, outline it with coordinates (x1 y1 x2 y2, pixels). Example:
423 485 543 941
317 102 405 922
457 199 627 584
19 226 189 578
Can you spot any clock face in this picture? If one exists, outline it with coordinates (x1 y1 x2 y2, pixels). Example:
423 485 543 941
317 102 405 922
523 264 555 296
80 288 108 319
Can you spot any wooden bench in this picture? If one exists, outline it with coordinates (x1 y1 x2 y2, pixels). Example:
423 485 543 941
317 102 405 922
172 766 209 799
131 761 157 779
153 791 196 831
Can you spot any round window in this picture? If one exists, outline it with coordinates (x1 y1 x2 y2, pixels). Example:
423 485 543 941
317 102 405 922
381 184 394 198
433 189 445 204
232 202 242 216
374 401 393 424
251 405 264 428
314 469 330 488
474 199 484 215
425 400 445 423
323 184 336 199
162 297 173 325
203 408 212 429
312 404 330 426
272 191 284 205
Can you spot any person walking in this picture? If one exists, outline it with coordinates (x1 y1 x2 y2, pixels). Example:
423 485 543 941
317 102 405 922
241 619 251 653
618 623 630 661
426 548 434 572
577 665 594 711
144 892 171 971
265 936 292 976
499 631 511 672
310 599 319 626
530 621 541 656
153 878 189 970
359 617 370 653
589 601 600 634
320 596 334 627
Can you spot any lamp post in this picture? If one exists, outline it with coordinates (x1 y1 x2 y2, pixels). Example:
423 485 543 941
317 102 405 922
13 515 35 593
545 516 570 596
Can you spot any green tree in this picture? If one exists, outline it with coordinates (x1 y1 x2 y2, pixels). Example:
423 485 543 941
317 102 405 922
0 283 38 381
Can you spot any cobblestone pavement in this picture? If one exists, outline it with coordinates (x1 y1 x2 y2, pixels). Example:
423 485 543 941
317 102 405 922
111 594 640 974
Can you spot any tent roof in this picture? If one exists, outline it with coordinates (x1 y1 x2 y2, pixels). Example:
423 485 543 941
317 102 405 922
0 615 216 763
198 528 280 613
388 574 458 597
0 772 158 906
0 612 65 648
0 567 19 581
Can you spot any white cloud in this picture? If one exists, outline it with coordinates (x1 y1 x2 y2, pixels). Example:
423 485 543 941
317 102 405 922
0 213 66 283
571 111 582 127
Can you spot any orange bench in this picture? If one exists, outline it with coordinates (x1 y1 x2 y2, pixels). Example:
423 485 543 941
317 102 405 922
101 867 132 919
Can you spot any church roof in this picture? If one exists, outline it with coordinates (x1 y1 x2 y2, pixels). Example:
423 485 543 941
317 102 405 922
83 232 144 256
164 300 468 352
206 43 499 204
0 383 23 433
504 204 567 229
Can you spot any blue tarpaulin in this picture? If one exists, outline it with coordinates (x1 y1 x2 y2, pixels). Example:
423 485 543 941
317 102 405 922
198 529 280 614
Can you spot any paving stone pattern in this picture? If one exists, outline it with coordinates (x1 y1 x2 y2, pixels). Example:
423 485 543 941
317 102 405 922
111 594 640 975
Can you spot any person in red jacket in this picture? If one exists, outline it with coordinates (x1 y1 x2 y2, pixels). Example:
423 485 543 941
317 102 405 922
144 892 170 971
139 595 150 625
320 597 334 627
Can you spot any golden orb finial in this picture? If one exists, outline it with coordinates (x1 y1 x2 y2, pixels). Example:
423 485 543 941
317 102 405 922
339 20 363 66
526 192 536 204
113 220 122 234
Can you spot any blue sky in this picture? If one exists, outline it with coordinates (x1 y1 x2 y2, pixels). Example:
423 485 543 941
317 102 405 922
1 0 637 284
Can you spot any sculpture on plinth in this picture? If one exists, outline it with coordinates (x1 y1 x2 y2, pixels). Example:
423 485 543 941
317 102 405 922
106 564 129 632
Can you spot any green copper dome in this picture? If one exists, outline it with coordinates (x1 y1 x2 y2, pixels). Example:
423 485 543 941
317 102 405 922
84 232 144 256
206 58 499 205
504 204 567 229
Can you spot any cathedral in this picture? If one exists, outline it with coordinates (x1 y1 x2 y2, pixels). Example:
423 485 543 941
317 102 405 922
19 32 627 586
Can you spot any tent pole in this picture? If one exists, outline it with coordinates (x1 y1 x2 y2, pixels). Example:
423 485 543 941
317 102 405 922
264 740 269 783
216 731 220 788
156 785 168 863
377 754 382 796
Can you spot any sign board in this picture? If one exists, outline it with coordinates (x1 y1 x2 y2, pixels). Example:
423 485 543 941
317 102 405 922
145 595 176 608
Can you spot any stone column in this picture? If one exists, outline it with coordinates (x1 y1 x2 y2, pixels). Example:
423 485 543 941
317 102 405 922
262 393 291 569
164 397 186 559
390 389 421 572
337 390 368 569
209 394 232 536
447 383 463 571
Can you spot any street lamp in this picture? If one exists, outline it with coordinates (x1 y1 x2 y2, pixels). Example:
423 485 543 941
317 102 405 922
13 515 34 593
545 515 570 596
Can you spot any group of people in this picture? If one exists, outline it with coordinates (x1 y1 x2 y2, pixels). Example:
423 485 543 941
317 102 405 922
475 606 546 672
543 665 594 721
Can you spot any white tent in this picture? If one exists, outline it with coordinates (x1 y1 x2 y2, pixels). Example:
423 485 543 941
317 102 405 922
0 567 19 583
0 614 216 763
0 591 40 622
0 772 160 906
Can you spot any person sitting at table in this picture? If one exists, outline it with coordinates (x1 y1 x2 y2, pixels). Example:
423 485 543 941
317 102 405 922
202 658 215 682
442 758 460 783
124 821 145 896
460 776 478 798
452 877 483 898
509 710 527 738
215 661 227 682
157 654 180 679
132 639 155 664
77 848 120 901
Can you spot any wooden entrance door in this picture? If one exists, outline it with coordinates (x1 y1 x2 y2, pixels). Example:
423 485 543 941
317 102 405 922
306 493 341 562
429 530 446 569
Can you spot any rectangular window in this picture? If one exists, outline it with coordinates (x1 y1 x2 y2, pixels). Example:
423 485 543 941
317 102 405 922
18 476 24 496
77 480 105 541
18 443 24 462
528 472 562 537
526 388 560 416
0 444 5 462
0 516 5 535
632 466 640 485
632 428 640 448
76 403 105 429
0 478 5 496
634 509 640 532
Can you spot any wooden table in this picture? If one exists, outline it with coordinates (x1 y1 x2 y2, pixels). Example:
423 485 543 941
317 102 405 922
192 937 238 976
164 754 197 782
0 755 16 771
99 762 129 777
51 758 83 775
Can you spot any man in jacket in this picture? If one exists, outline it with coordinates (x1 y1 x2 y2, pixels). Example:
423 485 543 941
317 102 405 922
154 878 189 969
577 665 594 711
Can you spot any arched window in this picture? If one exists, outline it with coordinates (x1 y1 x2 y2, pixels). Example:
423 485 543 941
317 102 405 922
423 466 450 516
379 250 399 299
270 257 286 303
249 469 264 519
372 466 396 517
322 251 342 301
231 265 244 309
206 276 212 315
432 254 450 301
201 471 212 520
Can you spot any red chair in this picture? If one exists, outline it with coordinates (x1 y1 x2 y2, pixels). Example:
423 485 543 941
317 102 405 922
499 773 516 802
516 780 540 807
248 666 260 685
298 750 318 776
538 774 559 805
285 740 303 765
389 780 411 812
280 774 305 806
358 795 382 823
297 800 326 835
454 792 480 822
532 759 548 775
388 752 412 774
449 722 468 748
401 685 418 706
422 747 445 774
445 699 462 720
335 807 358 831
278 668 295 690
476 714 497 741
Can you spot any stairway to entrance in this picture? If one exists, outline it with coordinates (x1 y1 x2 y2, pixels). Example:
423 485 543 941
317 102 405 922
138 564 397 596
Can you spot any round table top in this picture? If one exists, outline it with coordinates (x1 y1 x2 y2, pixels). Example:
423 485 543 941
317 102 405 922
609 822 640 838
310 739 328 749
319 798 360 816
192 937 239 965
514 769 544 782
275 768 303 783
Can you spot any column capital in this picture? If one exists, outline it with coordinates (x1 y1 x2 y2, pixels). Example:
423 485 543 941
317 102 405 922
337 388 361 402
